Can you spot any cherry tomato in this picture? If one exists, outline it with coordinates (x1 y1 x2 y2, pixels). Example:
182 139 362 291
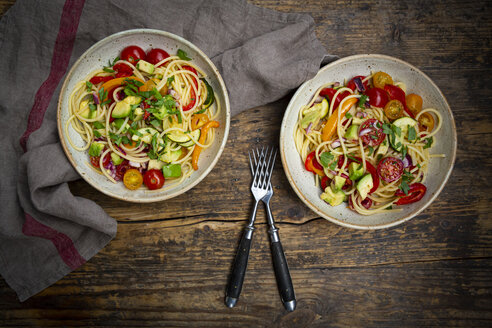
89 76 113 85
121 45 146 65
395 183 427 205
418 112 435 131
346 75 369 91
146 48 170 66
321 176 330 191
320 88 351 110
90 153 110 169
123 168 143 190
113 63 133 78
372 71 393 89
384 84 414 118
143 169 165 190
305 151 325 176
383 99 404 121
377 156 404 183
365 87 389 108
406 93 423 116
359 118 385 147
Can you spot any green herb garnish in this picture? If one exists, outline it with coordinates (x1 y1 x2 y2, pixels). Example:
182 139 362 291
177 49 191 61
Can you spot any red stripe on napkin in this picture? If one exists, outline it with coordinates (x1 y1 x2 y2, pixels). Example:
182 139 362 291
19 0 86 152
23 214 86 270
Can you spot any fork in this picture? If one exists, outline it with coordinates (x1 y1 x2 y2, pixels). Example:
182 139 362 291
251 148 296 312
225 147 276 308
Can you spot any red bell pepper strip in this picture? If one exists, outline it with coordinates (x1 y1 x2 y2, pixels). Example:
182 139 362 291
395 183 427 205
305 151 325 177
89 76 113 85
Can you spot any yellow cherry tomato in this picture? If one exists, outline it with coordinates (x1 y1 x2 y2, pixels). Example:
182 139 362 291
372 71 393 89
384 99 404 121
406 93 423 116
123 168 143 190
418 113 435 132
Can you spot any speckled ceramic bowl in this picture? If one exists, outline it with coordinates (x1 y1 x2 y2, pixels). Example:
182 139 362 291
280 54 456 229
58 29 230 203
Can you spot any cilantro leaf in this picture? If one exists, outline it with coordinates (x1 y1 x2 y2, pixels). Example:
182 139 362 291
407 125 416 141
93 121 105 129
177 49 191 61
103 67 115 73
368 146 374 156
423 137 433 149
346 155 361 163
358 95 368 108
345 112 352 119
167 76 175 86
319 152 334 168
86 81 93 92
398 181 410 195
93 130 101 138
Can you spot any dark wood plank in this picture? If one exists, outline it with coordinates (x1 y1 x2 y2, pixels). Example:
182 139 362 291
1 0 492 327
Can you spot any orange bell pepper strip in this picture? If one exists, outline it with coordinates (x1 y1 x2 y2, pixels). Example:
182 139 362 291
100 76 145 101
321 97 358 142
190 114 209 130
192 120 220 170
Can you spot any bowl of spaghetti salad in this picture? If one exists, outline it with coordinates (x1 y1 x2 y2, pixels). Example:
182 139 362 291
280 54 456 229
58 29 230 202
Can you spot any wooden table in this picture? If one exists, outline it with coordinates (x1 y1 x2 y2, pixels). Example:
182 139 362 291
1 0 491 326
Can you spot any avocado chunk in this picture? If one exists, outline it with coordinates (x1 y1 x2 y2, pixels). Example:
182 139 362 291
112 96 142 118
110 152 124 165
320 187 346 206
300 98 329 129
344 124 359 140
88 142 104 157
163 164 182 178
349 161 364 181
136 59 155 74
389 117 418 152
79 99 97 119
356 173 373 200
331 175 346 192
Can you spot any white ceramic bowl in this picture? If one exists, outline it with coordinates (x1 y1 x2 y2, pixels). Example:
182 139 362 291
280 54 456 229
58 29 230 203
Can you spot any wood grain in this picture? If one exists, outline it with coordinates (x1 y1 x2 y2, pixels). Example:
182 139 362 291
1 0 491 327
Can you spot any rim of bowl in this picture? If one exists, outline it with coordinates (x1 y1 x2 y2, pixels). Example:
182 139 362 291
280 54 457 229
57 29 230 203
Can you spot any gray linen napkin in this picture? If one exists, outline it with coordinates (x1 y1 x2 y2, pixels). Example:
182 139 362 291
0 0 331 301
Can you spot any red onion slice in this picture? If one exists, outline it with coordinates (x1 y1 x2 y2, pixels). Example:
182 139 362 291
359 128 372 136
314 96 324 103
353 77 366 92
402 154 413 168
129 161 140 168
330 138 346 148
305 123 313 134
92 92 100 105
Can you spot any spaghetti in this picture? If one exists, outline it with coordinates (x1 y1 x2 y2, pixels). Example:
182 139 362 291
294 72 443 215
66 45 220 191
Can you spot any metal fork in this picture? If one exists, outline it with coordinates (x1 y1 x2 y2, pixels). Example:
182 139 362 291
251 148 296 312
225 147 276 308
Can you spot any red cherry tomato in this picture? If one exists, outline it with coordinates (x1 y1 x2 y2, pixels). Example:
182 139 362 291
146 48 170 66
89 76 113 85
377 156 404 183
143 169 165 190
90 153 111 169
321 176 330 190
121 45 146 65
320 88 351 110
395 183 427 205
365 87 389 108
346 75 369 91
359 118 385 147
113 63 133 78
384 85 414 118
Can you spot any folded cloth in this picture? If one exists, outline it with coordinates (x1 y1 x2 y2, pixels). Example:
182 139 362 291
0 0 332 301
